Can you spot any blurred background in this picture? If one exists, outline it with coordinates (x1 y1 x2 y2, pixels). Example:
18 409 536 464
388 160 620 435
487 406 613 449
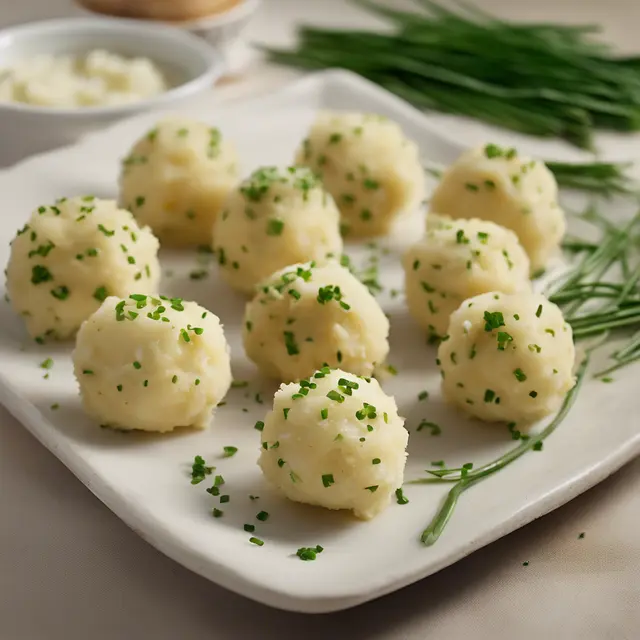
5 0 640 50
2 0 640 164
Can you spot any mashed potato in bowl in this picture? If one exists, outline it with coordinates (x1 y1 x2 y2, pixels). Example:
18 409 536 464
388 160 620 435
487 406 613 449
0 50 168 108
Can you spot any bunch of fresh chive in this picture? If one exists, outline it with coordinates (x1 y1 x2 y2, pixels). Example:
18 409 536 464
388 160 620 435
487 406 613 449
545 161 634 197
263 0 640 149
424 159 635 197
550 209 640 376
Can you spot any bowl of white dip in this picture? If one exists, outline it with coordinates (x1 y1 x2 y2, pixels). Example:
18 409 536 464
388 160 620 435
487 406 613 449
0 18 223 166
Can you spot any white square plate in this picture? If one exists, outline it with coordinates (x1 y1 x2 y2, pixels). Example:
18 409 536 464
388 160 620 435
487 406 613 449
0 71 638 613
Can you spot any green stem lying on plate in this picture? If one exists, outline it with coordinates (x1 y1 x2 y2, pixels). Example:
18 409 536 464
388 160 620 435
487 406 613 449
414 355 589 546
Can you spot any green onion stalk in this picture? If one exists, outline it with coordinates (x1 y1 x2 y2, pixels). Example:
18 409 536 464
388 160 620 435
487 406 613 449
411 355 589 546
263 0 640 150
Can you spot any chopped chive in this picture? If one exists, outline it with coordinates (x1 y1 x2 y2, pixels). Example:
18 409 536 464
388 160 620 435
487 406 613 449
322 474 334 488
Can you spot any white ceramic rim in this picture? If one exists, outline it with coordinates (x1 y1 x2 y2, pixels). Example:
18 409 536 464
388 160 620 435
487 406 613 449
0 17 224 118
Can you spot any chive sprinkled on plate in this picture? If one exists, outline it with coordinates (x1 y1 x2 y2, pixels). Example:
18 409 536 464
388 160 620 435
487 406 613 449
191 455 214 485
417 420 441 435
296 545 324 561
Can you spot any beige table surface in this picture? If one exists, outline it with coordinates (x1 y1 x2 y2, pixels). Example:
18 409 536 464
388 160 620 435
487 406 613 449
1 1 639 638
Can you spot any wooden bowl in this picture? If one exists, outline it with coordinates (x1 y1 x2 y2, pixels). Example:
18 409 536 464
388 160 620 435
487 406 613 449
76 0 243 22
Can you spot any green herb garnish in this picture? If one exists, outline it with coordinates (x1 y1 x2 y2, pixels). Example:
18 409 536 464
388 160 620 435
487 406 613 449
296 545 324 561
191 455 214 485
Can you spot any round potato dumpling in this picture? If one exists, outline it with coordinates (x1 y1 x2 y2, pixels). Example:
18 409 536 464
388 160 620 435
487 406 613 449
119 117 239 246
429 144 566 273
73 295 231 432
438 291 575 424
5 196 160 342
403 216 531 338
214 166 343 295
258 367 408 519
295 111 425 237
243 260 389 382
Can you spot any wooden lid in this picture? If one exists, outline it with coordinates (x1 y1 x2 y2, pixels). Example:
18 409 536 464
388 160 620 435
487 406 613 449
77 0 243 22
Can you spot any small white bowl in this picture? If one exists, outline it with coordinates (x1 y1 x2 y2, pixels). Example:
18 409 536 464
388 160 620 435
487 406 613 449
180 0 261 50
77 0 262 75
0 18 224 166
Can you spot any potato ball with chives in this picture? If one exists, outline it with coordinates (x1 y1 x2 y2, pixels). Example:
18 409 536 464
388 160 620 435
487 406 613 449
243 260 389 382
403 216 531 338
295 111 426 237
430 143 566 273
119 117 239 246
73 294 231 432
213 166 343 295
438 291 576 424
258 367 408 519
5 196 160 342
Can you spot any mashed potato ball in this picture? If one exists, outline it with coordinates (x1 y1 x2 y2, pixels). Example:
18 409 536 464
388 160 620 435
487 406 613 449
73 294 231 432
214 166 343 295
243 260 389 382
295 111 425 237
119 117 239 246
430 144 566 273
403 216 530 338
438 291 575 424
5 196 159 342
258 367 408 519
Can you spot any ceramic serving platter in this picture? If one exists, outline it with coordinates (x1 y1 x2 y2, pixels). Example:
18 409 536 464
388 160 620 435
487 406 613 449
0 70 638 613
